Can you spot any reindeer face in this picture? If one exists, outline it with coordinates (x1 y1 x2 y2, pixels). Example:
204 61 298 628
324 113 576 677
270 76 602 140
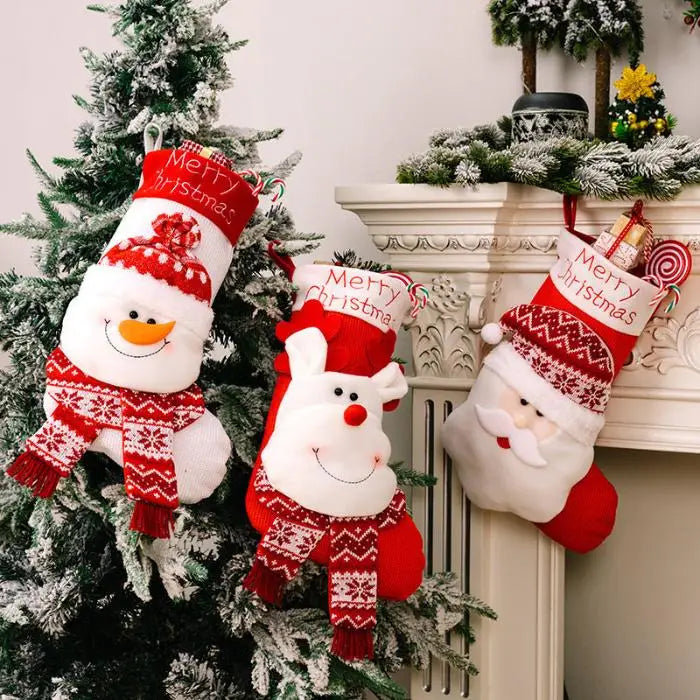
262 327 408 517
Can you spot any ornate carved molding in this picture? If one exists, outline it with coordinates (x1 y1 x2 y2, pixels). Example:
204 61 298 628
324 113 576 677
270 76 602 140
407 275 479 379
373 234 558 255
374 233 700 255
640 308 700 374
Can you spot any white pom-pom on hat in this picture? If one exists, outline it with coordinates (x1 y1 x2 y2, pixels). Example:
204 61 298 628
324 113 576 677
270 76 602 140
481 322 504 345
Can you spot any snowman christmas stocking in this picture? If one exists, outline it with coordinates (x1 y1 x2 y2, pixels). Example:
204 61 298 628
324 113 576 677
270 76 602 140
7 139 260 537
244 261 427 660
442 227 690 553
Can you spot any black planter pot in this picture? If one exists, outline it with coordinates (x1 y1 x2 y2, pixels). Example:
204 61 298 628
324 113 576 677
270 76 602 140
511 92 589 143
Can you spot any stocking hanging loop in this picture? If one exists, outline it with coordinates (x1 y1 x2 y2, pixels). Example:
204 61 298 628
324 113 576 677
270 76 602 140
143 122 163 155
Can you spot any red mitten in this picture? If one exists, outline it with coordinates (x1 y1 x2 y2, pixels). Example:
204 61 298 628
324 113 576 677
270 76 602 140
442 227 689 553
7 140 259 536
244 263 426 660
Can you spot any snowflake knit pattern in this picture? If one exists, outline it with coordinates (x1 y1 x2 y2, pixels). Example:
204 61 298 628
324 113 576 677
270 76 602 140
7 348 205 538
244 467 407 661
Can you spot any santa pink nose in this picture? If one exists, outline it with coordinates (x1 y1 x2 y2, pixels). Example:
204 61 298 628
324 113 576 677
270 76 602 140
344 404 367 427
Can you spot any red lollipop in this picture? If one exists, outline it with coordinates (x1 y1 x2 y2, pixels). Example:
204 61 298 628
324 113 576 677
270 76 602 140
645 240 693 288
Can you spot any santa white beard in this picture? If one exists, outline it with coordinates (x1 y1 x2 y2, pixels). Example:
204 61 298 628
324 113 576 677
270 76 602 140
441 366 594 523
262 404 397 518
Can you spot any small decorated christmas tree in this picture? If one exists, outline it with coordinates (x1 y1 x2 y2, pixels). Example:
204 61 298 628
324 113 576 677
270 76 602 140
563 0 644 139
488 0 565 94
609 64 676 148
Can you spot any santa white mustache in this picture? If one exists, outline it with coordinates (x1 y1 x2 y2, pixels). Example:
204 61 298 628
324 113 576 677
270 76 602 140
474 404 548 467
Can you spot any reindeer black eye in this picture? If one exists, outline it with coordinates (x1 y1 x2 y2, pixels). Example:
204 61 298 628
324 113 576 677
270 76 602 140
536 410 544 417
520 398 528 406
334 387 343 396
349 392 358 401
129 310 139 319
146 318 156 325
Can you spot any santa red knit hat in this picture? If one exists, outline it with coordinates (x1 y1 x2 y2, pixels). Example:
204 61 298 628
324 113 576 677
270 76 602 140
482 304 614 447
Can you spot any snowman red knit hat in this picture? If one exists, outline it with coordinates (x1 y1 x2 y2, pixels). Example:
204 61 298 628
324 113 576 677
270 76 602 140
100 213 212 304
482 304 614 446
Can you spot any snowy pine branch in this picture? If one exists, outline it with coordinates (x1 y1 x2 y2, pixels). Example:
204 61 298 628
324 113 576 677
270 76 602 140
397 119 700 200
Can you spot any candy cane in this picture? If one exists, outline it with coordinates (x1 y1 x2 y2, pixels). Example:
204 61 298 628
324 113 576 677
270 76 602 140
238 169 264 196
643 274 683 313
407 282 430 318
382 271 429 318
263 176 286 202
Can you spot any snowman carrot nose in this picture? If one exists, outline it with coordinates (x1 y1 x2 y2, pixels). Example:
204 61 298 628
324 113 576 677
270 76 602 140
344 404 367 427
118 319 176 345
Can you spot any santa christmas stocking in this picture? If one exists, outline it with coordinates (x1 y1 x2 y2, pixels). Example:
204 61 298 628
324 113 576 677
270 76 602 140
244 260 427 660
7 137 260 536
442 226 691 553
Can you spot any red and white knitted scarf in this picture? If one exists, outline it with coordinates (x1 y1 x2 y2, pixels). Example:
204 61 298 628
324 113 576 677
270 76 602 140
7 348 205 538
244 467 406 661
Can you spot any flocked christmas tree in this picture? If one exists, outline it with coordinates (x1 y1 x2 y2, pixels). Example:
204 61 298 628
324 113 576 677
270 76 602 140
488 0 565 94
0 1 494 698
563 0 644 139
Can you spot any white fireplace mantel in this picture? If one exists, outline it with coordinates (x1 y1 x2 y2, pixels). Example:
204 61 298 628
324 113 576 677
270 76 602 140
335 183 700 700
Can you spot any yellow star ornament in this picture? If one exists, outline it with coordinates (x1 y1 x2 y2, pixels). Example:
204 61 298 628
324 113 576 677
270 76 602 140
614 65 656 103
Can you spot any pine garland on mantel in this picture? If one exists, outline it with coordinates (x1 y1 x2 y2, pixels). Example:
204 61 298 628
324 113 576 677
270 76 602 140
396 117 700 200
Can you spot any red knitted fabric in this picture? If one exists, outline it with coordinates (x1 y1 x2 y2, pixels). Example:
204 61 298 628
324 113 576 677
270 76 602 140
532 276 638 376
536 463 619 554
7 348 205 538
101 213 212 303
244 469 408 660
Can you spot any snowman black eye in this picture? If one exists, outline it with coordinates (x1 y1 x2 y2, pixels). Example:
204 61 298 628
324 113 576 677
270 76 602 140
349 392 358 401
334 387 343 396
129 310 139 319
520 398 529 406
146 318 156 325
536 410 544 417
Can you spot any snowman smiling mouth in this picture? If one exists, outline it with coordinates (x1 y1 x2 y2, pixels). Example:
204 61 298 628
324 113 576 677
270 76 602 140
312 447 378 484
104 320 170 358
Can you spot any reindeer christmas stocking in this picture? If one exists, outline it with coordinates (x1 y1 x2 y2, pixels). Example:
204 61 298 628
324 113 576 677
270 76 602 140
244 261 427 660
442 227 692 553
7 139 260 537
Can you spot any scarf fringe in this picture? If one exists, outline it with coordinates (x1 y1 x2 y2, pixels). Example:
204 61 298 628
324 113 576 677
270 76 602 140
6 453 61 498
130 501 174 539
243 559 286 606
331 627 374 661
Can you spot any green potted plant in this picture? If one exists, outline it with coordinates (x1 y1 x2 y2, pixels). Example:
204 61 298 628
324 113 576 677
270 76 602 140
489 0 589 142
563 0 645 139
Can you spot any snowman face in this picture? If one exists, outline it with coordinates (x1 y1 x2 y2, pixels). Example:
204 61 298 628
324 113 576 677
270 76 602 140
60 266 213 393
262 327 408 517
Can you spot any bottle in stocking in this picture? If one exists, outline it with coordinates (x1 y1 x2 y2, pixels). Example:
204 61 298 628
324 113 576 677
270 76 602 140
7 137 260 537
441 226 691 553
244 260 427 660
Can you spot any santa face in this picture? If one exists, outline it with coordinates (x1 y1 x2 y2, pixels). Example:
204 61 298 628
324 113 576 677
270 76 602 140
441 366 593 523
60 266 212 393
262 327 408 518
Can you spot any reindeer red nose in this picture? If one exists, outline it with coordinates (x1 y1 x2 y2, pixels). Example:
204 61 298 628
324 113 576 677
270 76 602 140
344 404 367 427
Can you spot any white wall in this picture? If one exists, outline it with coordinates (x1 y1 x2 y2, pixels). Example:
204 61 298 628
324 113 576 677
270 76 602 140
2 2 700 698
